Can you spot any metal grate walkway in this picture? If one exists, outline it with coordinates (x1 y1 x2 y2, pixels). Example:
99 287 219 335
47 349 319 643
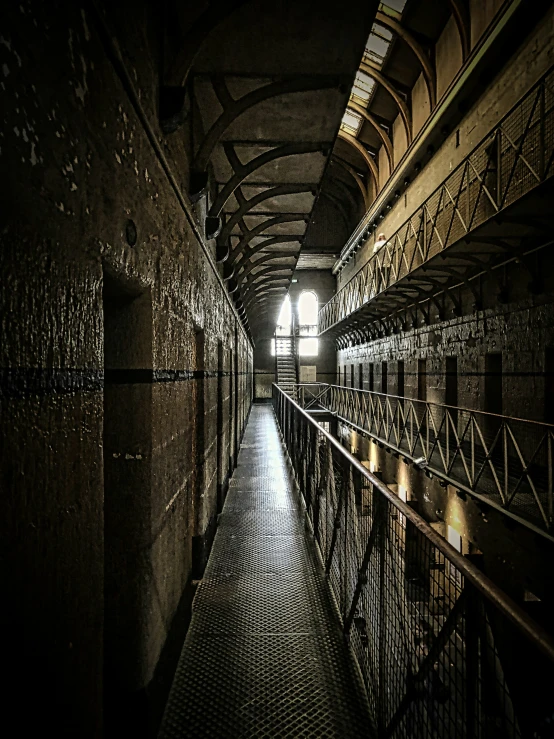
159 405 372 738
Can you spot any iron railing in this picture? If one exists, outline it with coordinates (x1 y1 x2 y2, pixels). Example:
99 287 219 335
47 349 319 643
294 383 554 536
319 66 554 334
273 384 554 739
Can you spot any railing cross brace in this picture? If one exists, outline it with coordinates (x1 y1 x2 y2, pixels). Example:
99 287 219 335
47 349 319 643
344 509 382 634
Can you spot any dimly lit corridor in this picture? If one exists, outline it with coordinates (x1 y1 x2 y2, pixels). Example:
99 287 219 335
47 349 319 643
3 1 554 737
158 405 370 737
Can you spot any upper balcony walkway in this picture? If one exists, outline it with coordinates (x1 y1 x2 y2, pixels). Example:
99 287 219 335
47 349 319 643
295 382 554 540
319 67 554 340
159 394 554 738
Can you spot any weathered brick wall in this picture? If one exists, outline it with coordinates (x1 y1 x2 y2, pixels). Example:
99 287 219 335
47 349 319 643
337 253 554 606
340 3 554 286
338 254 554 422
0 3 252 737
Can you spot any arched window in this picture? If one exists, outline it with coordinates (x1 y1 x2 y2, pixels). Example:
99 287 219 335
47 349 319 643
271 295 292 356
298 291 318 335
276 294 291 335
298 290 319 357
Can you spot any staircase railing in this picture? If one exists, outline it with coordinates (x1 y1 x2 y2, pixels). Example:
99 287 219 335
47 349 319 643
273 384 554 739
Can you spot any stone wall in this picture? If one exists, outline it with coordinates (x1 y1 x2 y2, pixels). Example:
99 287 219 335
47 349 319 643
0 3 252 737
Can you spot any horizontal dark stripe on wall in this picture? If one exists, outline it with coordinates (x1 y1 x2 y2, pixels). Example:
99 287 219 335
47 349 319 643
0 368 104 398
0 368 250 398
340 370 554 378
106 369 245 384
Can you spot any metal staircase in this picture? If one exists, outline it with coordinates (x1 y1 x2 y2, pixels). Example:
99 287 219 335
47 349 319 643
275 335 298 399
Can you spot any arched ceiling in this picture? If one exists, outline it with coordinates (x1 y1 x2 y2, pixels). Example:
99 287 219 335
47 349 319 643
308 0 460 262
161 0 463 339
162 0 378 337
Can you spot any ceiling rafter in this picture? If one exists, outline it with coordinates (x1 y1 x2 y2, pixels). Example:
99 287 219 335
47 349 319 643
360 60 412 144
332 158 371 209
228 235 304 277
243 285 289 309
375 10 436 109
338 131 379 187
242 267 294 292
165 0 251 87
447 0 471 61
207 141 329 221
324 172 360 214
219 183 316 242
236 252 297 282
192 75 346 173
347 100 395 169
319 191 351 228
229 214 308 260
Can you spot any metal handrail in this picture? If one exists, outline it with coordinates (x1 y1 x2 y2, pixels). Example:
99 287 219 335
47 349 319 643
319 65 554 334
293 382 554 536
293 382 554 428
273 383 554 738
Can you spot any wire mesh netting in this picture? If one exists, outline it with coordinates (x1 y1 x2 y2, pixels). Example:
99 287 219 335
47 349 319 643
274 386 554 739
308 385 554 532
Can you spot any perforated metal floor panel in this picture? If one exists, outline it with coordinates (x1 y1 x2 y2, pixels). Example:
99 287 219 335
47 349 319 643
159 405 372 738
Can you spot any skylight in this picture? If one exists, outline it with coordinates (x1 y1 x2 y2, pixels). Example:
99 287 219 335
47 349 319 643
379 0 408 20
364 23 393 67
351 70 375 105
340 109 362 136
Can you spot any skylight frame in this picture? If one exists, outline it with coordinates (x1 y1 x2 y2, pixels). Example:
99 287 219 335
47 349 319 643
340 109 363 136
351 70 375 106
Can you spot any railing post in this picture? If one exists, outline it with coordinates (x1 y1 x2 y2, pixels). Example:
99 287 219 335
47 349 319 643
540 80 546 180
342 457 351 624
465 582 481 739
425 404 430 458
446 407 450 468
546 431 554 527
471 416 475 483
495 127 502 209
377 494 388 737
503 422 508 503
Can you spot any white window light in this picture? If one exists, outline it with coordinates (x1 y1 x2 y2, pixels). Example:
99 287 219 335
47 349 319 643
340 109 362 136
275 294 291 335
351 71 375 105
298 338 319 357
272 338 293 356
446 524 463 586
398 484 408 527
374 22 393 41
364 24 392 67
298 290 318 335
447 525 462 553
379 0 407 19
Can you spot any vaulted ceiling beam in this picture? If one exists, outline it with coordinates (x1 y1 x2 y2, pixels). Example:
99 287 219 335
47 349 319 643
375 10 436 109
360 61 412 144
